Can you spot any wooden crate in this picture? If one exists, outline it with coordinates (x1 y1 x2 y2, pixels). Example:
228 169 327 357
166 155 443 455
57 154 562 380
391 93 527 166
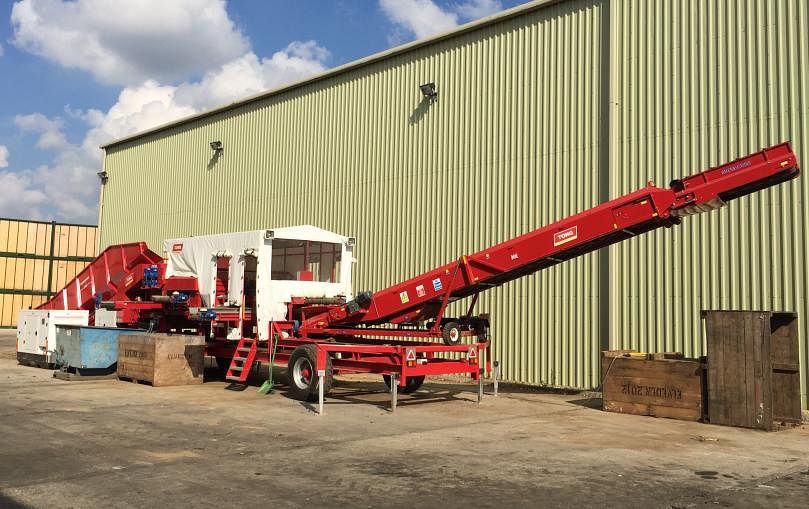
602 350 704 421
703 310 801 430
117 333 205 386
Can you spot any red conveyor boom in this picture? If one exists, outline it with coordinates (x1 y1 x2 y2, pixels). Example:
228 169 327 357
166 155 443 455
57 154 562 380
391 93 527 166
305 142 800 330
38 242 163 311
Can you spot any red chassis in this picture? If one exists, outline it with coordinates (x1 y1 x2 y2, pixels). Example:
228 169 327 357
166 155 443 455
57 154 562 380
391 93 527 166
35 142 800 411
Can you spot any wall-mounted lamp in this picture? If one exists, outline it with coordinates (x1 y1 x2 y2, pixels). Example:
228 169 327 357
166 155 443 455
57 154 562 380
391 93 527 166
209 140 223 152
419 82 437 100
97 170 108 184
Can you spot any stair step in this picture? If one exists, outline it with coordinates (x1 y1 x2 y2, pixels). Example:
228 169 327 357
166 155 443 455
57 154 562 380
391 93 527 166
225 375 244 382
238 347 252 353
230 366 243 372
233 356 247 362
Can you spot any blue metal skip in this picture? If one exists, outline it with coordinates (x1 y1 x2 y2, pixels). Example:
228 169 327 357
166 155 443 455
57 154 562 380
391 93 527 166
55 326 143 373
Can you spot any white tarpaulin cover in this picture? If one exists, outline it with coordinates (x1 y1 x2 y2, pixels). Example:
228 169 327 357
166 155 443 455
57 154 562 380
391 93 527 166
164 226 354 340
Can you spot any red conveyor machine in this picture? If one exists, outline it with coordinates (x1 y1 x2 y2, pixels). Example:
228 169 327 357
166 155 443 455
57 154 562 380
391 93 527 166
38 142 800 408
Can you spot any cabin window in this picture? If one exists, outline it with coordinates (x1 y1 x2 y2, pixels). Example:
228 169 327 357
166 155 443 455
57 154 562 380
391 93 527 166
271 239 341 282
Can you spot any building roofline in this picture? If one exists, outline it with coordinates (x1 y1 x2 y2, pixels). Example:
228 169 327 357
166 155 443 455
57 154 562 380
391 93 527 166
101 0 557 150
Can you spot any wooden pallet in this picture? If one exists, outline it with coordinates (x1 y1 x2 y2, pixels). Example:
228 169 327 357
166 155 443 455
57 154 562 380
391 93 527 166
703 310 802 430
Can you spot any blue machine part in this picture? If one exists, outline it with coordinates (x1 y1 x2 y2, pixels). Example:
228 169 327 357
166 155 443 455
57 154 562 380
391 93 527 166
55 326 143 372
94 292 103 309
200 309 218 321
170 292 189 305
142 265 159 289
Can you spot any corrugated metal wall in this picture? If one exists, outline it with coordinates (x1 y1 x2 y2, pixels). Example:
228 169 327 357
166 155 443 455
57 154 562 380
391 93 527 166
610 0 809 406
0 218 97 327
101 0 606 389
99 0 809 404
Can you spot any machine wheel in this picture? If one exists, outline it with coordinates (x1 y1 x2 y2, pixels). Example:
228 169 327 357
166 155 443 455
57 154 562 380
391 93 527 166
287 344 333 402
215 357 231 372
470 318 490 344
441 321 462 346
383 375 425 393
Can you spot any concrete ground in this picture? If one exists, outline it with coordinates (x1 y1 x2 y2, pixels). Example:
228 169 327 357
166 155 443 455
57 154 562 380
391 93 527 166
0 330 808 508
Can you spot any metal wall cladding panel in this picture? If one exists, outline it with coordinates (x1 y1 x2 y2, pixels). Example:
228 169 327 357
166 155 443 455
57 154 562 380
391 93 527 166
101 0 606 389
0 218 97 327
610 0 809 406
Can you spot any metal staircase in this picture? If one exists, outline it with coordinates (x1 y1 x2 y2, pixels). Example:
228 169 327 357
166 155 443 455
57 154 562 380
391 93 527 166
225 337 258 383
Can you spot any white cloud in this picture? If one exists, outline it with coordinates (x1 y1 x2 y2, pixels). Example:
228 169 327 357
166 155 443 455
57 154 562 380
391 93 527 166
4 113 98 220
11 0 249 86
379 0 459 40
454 0 503 19
85 42 329 149
2 40 330 223
0 146 9 167
15 113 69 150
175 42 330 110
0 171 48 219
0 42 4 57
379 0 503 41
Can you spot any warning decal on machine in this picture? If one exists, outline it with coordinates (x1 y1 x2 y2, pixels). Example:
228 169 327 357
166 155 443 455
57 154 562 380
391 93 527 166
406 348 417 361
553 226 578 247
415 284 426 298
172 243 184 252
468 347 477 359
432 278 443 291
399 291 409 304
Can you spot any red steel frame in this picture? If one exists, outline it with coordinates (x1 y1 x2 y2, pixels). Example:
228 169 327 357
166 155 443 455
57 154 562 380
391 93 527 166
36 142 800 397
299 142 800 334
210 142 800 390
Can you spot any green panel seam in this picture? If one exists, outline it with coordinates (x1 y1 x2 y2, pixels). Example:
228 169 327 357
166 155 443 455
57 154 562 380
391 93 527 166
0 289 50 296
0 252 94 262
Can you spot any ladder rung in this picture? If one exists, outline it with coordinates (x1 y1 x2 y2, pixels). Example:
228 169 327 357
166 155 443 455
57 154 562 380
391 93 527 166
230 366 243 372
233 356 247 362
238 347 252 353
226 375 244 382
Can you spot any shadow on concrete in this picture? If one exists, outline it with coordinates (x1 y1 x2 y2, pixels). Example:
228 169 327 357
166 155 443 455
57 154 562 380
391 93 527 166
203 356 602 412
0 493 29 508
568 397 603 410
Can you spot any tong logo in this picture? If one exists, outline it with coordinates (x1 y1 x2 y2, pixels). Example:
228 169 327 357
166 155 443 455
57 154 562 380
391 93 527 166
172 243 184 252
553 226 578 247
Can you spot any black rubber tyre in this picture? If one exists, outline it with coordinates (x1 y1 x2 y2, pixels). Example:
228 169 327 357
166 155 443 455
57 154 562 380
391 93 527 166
382 375 425 393
287 344 333 402
215 357 231 372
471 318 490 345
441 321 462 346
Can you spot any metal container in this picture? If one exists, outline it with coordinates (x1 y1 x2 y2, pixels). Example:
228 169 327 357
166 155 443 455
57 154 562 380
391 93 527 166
54 326 142 374
17 310 89 367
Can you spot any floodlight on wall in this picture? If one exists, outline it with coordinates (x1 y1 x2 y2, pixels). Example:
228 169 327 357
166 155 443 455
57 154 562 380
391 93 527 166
209 140 223 152
419 82 437 99
97 170 108 184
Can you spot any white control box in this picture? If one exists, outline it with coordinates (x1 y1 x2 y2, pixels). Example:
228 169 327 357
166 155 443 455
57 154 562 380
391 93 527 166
16 310 90 367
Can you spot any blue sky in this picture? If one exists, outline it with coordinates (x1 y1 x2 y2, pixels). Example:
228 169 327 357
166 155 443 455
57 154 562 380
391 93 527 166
0 0 527 224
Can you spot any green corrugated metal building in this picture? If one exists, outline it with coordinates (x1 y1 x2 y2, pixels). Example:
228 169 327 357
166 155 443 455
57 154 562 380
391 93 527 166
99 0 809 406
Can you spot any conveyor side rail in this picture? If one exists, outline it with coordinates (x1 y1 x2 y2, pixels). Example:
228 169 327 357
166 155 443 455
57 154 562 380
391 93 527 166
304 142 799 330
